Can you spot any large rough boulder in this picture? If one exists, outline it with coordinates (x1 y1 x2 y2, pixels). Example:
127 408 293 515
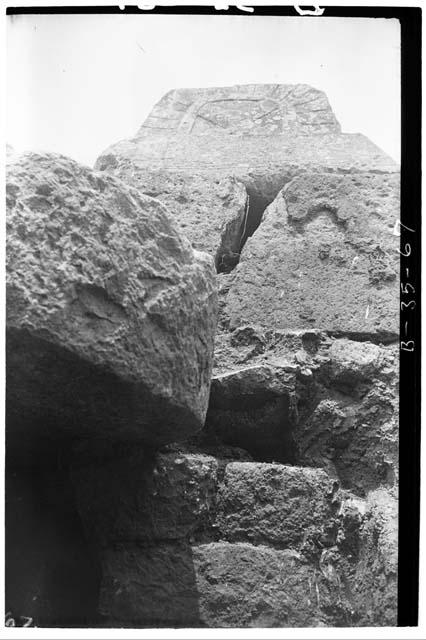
224 172 399 337
6 152 217 462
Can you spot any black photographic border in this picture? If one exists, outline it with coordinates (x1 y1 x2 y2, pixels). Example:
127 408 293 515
5 2 422 627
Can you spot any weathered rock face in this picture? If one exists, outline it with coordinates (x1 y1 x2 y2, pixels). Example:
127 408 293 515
99 542 354 628
225 173 399 337
216 463 340 547
96 84 398 279
74 452 395 628
7 84 399 629
352 489 398 626
137 84 342 136
71 454 341 626
94 161 249 269
5 151 217 626
6 152 217 462
209 328 398 498
294 339 399 496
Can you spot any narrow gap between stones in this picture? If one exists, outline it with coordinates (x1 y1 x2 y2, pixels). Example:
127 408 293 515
215 188 275 274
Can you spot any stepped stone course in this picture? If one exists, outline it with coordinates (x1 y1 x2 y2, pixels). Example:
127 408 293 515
88 450 396 628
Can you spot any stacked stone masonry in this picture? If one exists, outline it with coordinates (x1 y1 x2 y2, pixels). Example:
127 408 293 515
6 84 399 628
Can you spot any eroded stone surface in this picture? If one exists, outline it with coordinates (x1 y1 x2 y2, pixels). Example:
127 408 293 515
352 489 398 625
294 340 399 496
92 86 399 629
137 84 341 136
193 542 354 627
99 541 355 628
6 152 217 461
225 173 399 337
217 462 340 548
72 450 396 628
90 160 248 266
7 84 400 630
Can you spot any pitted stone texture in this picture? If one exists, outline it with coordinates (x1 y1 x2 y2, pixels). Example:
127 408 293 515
353 489 398 625
99 541 354 628
138 84 341 136
6 152 217 460
225 172 399 337
193 542 354 627
216 462 340 548
213 325 329 375
72 452 218 545
295 341 399 496
327 339 389 384
205 364 297 462
91 159 248 264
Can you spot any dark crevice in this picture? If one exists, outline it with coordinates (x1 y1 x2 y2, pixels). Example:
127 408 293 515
325 330 399 345
215 187 277 274
204 391 297 465
6 457 102 627
239 190 275 251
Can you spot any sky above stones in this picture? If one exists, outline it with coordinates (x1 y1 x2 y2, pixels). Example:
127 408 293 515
7 14 400 166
